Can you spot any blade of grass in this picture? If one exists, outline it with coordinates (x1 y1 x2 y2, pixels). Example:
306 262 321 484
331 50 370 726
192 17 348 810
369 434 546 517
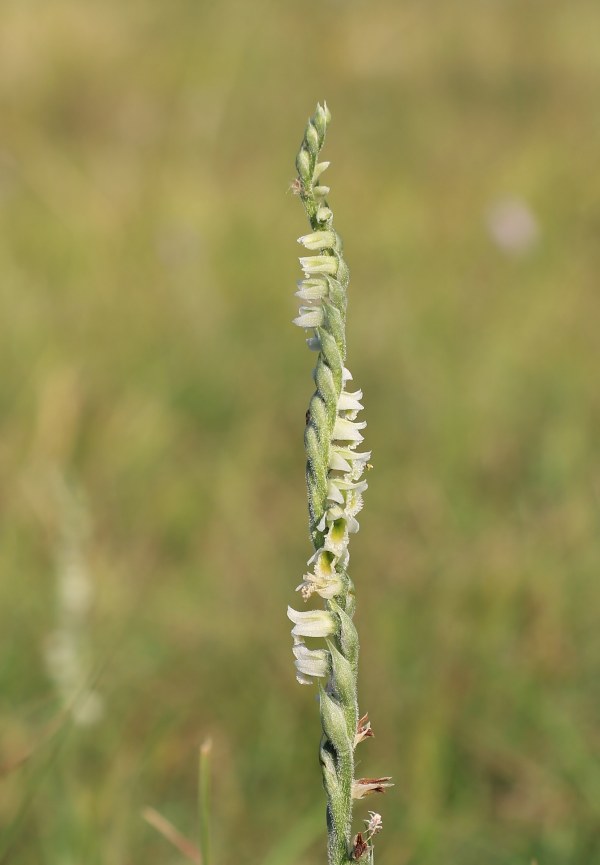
142 807 202 865
198 738 212 865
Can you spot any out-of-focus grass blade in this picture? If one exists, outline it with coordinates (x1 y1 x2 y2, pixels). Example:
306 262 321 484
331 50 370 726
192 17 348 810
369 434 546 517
142 806 202 864
0 712 71 865
198 738 212 865
260 804 323 865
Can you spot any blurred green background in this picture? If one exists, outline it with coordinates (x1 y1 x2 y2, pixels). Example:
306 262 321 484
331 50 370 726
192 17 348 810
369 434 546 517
1 1 599 863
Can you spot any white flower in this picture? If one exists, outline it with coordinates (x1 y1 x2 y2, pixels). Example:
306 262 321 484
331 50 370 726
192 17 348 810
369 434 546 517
331 446 371 473
287 606 336 638
293 307 324 329
299 255 338 276
332 416 366 443
337 389 363 413
323 517 349 557
297 230 335 250
297 549 343 600
295 278 328 301
292 637 330 684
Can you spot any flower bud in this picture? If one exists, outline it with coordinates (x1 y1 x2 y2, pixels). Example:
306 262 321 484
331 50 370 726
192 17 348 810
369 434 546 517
305 122 319 157
313 161 330 182
313 103 329 142
295 148 311 184
316 206 333 224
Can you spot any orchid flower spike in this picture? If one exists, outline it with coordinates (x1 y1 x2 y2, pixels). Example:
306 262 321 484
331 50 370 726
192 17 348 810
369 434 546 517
287 103 391 865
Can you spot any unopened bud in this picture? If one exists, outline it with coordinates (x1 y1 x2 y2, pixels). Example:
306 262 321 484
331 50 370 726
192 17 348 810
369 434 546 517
314 103 329 141
313 161 330 182
305 122 319 157
316 206 333 224
296 148 311 184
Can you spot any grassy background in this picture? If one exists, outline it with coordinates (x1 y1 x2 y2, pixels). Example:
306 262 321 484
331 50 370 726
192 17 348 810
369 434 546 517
1 1 600 863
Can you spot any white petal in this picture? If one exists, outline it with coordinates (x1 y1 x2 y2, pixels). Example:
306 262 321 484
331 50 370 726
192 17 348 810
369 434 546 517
287 606 336 638
334 479 368 494
324 504 344 522
346 514 360 533
333 447 372 464
329 452 352 472
337 392 364 412
333 417 366 442
327 479 345 504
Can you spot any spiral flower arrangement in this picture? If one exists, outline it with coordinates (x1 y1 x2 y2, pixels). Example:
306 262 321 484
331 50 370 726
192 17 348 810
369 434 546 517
287 103 391 865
